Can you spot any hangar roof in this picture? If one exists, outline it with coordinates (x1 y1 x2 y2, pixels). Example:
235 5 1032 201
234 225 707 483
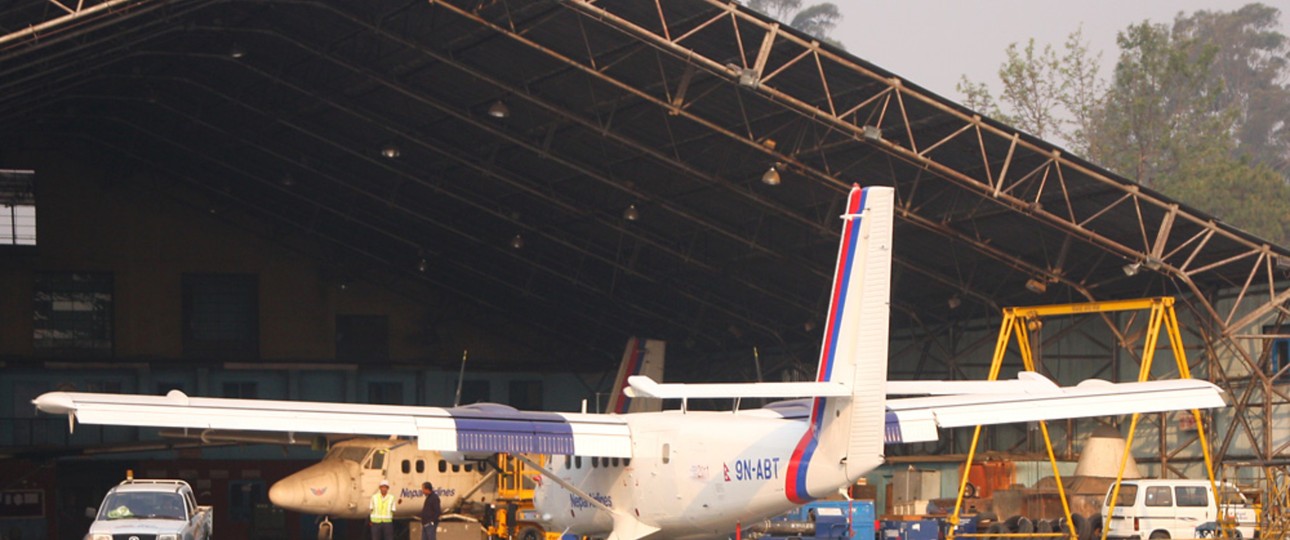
3 0 1286 373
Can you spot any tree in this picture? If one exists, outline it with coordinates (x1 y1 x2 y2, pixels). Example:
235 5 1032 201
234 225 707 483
1091 20 1290 244
747 0 844 48
1172 4 1290 175
959 6 1290 247
955 28 1103 154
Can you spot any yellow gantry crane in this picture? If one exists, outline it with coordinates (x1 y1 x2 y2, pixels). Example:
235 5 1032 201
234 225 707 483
947 298 1226 540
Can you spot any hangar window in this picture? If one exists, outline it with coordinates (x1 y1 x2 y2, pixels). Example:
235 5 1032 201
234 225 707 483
1265 325 1289 381
0 169 36 247
33 272 113 356
367 381 403 405
183 274 258 360
222 381 257 398
508 380 543 410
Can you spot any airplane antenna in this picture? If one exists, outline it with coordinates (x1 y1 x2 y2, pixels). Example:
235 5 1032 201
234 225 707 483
453 349 468 407
752 346 764 383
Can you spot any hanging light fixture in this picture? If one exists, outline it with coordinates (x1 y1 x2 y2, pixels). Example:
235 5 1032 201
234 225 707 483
417 258 428 272
229 43 246 59
947 294 962 310
487 100 511 119
1122 262 1142 276
510 234 524 249
622 204 640 221
380 143 400 159
761 163 782 186
1024 277 1047 294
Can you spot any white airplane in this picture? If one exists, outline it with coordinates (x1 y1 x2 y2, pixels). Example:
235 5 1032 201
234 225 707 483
34 186 1227 540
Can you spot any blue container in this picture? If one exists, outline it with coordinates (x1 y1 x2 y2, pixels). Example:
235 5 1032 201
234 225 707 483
880 519 940 540
767 500 876 540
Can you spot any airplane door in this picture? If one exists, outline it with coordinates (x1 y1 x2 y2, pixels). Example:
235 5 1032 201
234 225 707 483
356 448 391 511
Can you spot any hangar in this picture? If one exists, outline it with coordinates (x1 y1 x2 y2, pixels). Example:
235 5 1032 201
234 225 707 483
2 0 1288 538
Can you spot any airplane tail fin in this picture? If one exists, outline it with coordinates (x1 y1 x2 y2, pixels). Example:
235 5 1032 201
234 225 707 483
787 185 894 502
606 338 666 414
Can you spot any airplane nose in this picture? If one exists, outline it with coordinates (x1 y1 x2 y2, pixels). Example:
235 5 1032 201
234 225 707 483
269 476 304 509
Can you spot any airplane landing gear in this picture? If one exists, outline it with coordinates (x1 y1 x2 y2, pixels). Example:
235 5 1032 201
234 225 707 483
317 516 334 540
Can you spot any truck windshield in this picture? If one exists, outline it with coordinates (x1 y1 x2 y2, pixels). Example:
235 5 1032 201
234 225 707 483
99 492 187 520
1107 485 1138 507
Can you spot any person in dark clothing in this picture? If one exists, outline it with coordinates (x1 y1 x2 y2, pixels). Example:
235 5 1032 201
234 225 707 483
420 482 443 540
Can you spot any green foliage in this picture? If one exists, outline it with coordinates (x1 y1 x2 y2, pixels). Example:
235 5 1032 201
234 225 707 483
959 5 1290 247
955 28 1103 154
747 0 844 46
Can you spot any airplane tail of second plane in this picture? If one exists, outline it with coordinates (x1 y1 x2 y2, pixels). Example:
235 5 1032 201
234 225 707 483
786 185 894 502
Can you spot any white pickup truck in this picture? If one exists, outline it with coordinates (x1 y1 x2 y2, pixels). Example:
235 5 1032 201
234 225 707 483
86 477 213 540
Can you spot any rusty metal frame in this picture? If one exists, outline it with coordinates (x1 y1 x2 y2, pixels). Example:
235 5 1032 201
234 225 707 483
412 0 1290 501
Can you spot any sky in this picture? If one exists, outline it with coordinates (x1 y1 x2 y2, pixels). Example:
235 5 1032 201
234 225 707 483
834 0 1290 100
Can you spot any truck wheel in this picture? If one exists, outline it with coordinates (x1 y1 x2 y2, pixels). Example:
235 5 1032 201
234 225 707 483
986 522 1008 540
1149 531 1171 540
516 525 543 540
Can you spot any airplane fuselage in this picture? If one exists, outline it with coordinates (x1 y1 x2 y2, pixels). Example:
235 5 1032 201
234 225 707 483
269 439 495 519
536 405 826 540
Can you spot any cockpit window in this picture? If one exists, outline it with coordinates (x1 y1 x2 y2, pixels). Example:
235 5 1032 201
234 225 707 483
327 447 372 464
367 449 386 470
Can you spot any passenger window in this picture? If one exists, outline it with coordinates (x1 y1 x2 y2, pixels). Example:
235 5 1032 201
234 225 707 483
465 464 473 473
592 457 599 468
452 464 460 473
575 457 582 469
624 458 631 467
611 458 619 467
564 456 571 469
367 450 386 470
1145 486 1173 507
438 460 447 473
662 444 670 464
416 460 425 473
1176 486 1208 507
401 460 411 474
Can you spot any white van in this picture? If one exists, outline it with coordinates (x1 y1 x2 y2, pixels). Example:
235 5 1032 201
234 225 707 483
1102 479 1257 539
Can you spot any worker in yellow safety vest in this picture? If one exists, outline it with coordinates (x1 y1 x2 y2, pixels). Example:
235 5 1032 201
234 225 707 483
369 479 397 540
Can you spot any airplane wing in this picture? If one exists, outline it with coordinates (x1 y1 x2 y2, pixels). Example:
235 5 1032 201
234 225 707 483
883 377 1227 443
33 391 633 457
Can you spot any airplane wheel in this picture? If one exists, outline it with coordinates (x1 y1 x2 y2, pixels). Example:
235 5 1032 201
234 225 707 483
516 525 543 540
318 516 334 540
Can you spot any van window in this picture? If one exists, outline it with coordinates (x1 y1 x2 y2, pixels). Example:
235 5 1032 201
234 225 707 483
1176 486 1208 507
1109 485 1138 506
1145 486 1173 507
